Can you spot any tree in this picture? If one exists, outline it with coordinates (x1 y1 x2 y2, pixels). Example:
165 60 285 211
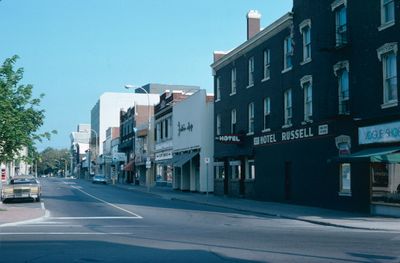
0 55 55 164
37 147 71 175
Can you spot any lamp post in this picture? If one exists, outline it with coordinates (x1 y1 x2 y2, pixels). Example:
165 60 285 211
125 84 152 191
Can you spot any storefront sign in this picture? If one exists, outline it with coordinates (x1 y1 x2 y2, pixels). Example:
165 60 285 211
359 121 400 145
155 151 173 161
215 134 243 144
254 125 327 146
177 121 194 136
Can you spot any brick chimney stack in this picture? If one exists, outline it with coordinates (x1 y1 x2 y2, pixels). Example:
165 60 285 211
247 10 261 40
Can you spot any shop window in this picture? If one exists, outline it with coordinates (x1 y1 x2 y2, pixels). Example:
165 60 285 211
231 164 241 180
246 160 255 180
214 163 225 180
371 162 400 204
339 163 351 195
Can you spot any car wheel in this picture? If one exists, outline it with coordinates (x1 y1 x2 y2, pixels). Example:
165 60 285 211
36 197 41 202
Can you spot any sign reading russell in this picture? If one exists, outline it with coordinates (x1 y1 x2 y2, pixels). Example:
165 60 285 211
359 121 400 145
254 124 329 146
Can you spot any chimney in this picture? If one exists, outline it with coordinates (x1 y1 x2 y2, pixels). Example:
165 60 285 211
213 51 227 62
247 10 261 40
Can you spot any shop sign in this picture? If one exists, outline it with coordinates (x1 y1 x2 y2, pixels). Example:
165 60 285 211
335 135 351 156
254 125 328 146
155 151 172 161
359 121 400 145
177 121 194 136
215 134 243 144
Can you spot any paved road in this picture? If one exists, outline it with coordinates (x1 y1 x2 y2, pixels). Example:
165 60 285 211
1 177 399 262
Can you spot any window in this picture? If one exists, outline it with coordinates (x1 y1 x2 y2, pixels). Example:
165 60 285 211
377 43 398 107
263 49 270 80
334 60 350 114
231 68 237 95
300 76 313 121
156 122 161 142
216 114 221 136
214 162 225 180
168 117 172 139
231 163 241 180
248 102 254 134
248 57 254 87
284 36 293 71
284 89 292 126
263 97 271 131
381 0 395 28
304 82 312 121
339 163 351 194
231 109 237 134
300 20 311 63
216 77 221 101
246 160 255 180
334 4 347 46
160 120 164 140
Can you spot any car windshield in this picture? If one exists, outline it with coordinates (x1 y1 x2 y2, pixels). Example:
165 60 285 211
11 178 37 185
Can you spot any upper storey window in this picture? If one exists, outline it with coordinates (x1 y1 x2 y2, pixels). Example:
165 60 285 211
331 0 348 47
299 19 312 64
380 0 395 30
283 36 293 72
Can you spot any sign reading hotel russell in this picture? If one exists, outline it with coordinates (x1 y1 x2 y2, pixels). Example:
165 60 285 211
253 124 329 146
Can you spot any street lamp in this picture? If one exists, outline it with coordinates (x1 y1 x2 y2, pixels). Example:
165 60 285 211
125 84 152 191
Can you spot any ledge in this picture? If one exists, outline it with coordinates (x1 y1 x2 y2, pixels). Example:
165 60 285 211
338 191 352 197
300 58 312 66
378 21 395 32
261 77 270 83
281 67 292 74
381 101 398 109
246 84 254 89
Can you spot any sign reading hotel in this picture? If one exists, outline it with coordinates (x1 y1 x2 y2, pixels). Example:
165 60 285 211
254 124 329 146
359 121 400 145
215 134 243 144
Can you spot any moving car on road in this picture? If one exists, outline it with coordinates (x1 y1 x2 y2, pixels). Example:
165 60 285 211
1 176 42 202
92 175 108 184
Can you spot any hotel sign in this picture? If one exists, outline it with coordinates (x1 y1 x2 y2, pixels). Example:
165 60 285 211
215 134 243 144
254 125 329 146
359 121 400 145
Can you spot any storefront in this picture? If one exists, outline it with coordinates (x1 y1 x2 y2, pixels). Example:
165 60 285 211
154 150 173 186
172 90 214 193
338 121 400 217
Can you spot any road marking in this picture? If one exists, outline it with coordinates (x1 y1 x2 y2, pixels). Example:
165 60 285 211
0 232 133 235
41 202 45 210
49 216 142 220
71 186 143 219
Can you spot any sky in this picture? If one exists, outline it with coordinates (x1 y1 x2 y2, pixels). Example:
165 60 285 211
0 0 293 151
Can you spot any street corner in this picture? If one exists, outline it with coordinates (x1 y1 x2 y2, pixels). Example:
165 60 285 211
0 200 46 227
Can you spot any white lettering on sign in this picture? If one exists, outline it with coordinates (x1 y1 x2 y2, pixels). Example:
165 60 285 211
318 125 329 135
359 121 400 145
281 127 314 141
215 135 242 144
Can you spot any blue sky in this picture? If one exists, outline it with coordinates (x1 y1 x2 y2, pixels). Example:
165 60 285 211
0 0 292 151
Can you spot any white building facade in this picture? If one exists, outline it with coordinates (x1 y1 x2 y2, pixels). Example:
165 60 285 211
172 90 214 192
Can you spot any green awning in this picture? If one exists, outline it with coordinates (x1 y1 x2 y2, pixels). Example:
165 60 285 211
340 146 400 163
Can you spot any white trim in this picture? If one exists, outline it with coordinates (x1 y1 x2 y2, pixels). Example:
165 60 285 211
246 84 254 89
333 60 350 76
261 77 270 82
300 58 312 66
338 191 352 197
299 19 311 32
229 92 236 96
281 67 292 74
262 128 271 133
300 75 313 87
246 132 254 136
377 42 398 61
331 0 347 11
381 101 398 109
378 21 395 31
380 0 395 29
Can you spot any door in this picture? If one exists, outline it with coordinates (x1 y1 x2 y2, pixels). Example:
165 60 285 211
284 161 292 201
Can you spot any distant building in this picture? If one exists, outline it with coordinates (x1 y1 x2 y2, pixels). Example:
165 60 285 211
70 124 90 176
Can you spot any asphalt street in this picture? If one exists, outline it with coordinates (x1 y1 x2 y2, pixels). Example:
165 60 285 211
0 177 399 263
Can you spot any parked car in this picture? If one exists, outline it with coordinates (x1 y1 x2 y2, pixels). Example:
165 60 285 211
92 175 107 184
1 176 42 202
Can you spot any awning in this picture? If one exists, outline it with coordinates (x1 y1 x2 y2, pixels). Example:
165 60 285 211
337 146 400 163
173 152 199 167
123 160 135 171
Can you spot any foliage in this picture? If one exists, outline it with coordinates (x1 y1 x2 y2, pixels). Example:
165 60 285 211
37 147 71 175
0 55 56 163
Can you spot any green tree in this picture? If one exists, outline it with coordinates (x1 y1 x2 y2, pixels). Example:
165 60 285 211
37 147 71 175
0 55 55 164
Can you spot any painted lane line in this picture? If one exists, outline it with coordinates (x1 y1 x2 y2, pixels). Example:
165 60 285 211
49 216 142 220
0 232 133 235
71 185 143 219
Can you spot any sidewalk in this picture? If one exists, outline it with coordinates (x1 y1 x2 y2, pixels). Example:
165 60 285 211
113 183 400 232
0 201 45 227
